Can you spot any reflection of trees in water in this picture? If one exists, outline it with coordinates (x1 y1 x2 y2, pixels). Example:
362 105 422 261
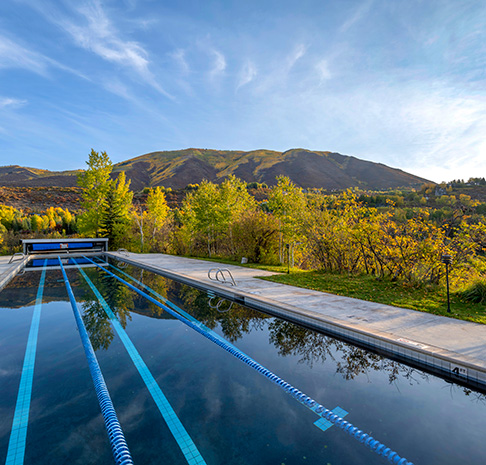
268 319 428 384
175 283 266 343
131 267 170 317
79 268 134 351
268 320 486 399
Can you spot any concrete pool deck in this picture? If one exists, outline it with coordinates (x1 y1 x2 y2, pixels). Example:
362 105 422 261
0 254 28 291
106 251 486 390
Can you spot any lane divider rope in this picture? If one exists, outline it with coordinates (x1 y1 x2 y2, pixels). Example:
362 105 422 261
86 256 414 465
58 258 133 465
73 259 207 465
5 262 47 465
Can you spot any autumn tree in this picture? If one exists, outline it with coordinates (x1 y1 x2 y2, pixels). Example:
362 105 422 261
77 149 113 237
146 186 169 242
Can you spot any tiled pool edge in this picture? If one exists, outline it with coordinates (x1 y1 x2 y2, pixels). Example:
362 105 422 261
105 253 486 392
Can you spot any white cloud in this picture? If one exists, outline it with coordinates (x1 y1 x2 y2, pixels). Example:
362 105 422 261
236 61 257 90
339 0 375 33
316 59 331 81
209 48 226 79
170 48 190 74
0 33 88 80
285 43 306 72
0 34 49 75
26 0 172 98
0 97 27 109
65 2 149 74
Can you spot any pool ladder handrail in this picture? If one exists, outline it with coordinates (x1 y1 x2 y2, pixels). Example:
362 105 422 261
9 252 25 263
117 248 130 257
208 268 236 286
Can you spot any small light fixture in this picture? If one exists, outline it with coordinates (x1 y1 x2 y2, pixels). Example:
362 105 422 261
441 254 452 313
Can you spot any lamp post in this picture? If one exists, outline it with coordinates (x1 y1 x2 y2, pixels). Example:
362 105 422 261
441 254 452 313
286 244 290 274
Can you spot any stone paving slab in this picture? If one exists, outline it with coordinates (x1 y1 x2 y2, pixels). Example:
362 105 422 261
106 252 486 386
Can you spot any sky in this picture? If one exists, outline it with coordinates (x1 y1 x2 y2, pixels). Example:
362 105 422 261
0 0 485 183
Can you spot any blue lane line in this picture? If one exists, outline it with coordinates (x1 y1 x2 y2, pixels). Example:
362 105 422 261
58 258 133 465
87 256 414 465
74 259 206 465
6 263 46 465
97 258 348 434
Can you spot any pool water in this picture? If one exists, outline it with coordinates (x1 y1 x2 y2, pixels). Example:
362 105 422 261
1 257 485 464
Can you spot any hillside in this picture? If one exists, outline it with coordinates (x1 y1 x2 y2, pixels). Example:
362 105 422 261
0 165 81 187
113 148 430 190
0 148 430 191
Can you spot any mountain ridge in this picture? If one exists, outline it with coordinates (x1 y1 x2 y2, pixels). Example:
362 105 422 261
0 148 431 190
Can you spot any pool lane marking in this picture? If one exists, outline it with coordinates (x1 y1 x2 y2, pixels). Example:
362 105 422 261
5 262 46 465
314 407 348 432
94 258 349 433
74 260 207 465
86 256 415 465
58 259 133 465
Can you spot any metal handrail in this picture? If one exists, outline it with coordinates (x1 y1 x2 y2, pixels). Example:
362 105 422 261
9 252 25 264
117 248 130 257
208 268 236 286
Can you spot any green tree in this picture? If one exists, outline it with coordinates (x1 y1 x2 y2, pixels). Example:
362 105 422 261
219 175 256 255
77 149 113 237
99 171 133 249
182 180 222 256
267 176 307 262
146 186 169 241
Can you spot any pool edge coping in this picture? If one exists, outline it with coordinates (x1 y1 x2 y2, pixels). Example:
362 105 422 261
0 256 30 292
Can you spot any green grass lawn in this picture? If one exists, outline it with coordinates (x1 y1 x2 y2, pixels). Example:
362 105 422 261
191 256 486 324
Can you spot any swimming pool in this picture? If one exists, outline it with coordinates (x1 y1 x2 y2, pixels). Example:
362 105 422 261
1 256 485 464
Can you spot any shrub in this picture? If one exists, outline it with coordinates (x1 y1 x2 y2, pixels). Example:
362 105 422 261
458 279 486 304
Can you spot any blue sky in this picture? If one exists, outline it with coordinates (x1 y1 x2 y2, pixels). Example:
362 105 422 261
0 0 485 182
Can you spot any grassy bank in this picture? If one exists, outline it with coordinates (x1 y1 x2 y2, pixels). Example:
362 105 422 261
195 256 486 324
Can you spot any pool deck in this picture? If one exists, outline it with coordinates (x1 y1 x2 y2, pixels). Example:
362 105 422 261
106 252 486 390
0 254 28 291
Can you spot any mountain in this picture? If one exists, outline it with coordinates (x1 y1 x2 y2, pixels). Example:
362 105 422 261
112 148 430 190
0 165 81 187
0 148 431 191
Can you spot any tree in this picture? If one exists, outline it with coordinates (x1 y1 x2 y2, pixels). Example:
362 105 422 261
77 149 113 237
181 180 222 256
99 172 133 249
146 186 169 241
219 175 256 255
267 176 307 262
132 201 148 252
